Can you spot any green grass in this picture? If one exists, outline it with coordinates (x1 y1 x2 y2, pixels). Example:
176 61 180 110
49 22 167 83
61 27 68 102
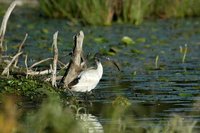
39 0 200 25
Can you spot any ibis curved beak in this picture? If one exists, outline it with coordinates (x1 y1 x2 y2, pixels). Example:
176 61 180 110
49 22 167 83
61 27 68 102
103 56 121 71
111 60 121 71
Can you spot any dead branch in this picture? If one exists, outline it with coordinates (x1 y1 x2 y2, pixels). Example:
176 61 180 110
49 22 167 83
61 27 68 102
59 31 86 88
29 58 52 69
24 57 52 76
26 69 52 76
1 52 23 76
52 31 58 87
60 62 69 70
45 76 63 82
24 54 28 78
57 60 68 69
14 33 28 67
0 1 18 52
29 58 66 69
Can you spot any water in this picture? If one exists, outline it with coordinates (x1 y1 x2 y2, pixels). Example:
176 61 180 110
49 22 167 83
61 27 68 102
1 8 200 130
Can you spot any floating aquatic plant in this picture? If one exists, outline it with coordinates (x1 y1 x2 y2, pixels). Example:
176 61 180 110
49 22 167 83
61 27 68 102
155 55 159 69
121 36 135 45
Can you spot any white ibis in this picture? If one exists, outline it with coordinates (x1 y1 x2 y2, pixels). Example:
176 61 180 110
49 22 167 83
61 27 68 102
68 59 103 92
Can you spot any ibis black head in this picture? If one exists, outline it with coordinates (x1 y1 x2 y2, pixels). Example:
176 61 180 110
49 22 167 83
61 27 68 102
94 53 121 71
94 53 102 62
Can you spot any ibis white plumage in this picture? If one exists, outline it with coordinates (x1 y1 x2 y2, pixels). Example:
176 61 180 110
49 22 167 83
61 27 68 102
68 60 103 92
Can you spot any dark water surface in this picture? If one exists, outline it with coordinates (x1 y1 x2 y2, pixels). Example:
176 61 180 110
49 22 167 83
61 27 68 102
2 8 200 130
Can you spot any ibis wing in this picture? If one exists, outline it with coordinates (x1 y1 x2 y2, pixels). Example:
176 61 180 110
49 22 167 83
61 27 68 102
68 70 86 88
69 68 100 91
68 76 81 89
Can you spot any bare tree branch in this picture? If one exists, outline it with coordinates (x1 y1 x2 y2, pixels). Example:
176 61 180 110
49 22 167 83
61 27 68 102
24 54 28 78
1 52 23 76
52 31 58 87
0 0 18 52
29 58 52 69
27 69 52 76
14 33 28 67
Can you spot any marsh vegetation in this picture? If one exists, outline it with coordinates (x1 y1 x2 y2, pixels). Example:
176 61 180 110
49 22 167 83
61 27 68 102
0 1 200 133
39 0 200 25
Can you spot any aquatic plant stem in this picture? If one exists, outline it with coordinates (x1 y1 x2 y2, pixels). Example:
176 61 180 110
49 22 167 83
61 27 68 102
52 31 59 87
182 44 187 63
155 55 159 69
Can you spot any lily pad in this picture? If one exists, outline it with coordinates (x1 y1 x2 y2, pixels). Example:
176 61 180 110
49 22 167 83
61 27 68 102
136 37 146 43
121 36 135 45
130 48 143 55
94 37 108 43
41 28 49 34
178 93 193 97
109 46 121 53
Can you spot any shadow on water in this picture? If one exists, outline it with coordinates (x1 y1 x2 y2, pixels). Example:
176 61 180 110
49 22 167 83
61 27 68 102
1 8 200 130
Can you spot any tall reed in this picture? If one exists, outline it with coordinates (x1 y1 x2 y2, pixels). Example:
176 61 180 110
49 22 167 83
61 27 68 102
122 0 154 25
39 0 200 25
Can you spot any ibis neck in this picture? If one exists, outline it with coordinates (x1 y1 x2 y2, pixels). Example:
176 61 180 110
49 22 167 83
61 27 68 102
97 62 103 78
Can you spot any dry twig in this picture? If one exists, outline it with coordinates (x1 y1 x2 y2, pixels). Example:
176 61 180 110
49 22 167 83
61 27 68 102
14 33 28 67
29 58 52 69
1 52 23 76
26 69 52 76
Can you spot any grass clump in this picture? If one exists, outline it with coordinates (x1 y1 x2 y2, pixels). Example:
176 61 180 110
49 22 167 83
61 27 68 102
122 0 154 25
0 95 86 133
39 0 200 25
39 0 112 25
153 0 200 18
149 115 197 133
24 95 82 133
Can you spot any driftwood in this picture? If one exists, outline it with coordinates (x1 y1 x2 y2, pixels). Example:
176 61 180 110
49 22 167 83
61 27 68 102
59 31 86 88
